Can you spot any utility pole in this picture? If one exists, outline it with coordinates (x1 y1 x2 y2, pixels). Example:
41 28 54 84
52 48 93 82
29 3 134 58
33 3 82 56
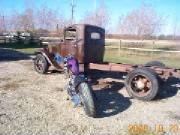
94 0 96 13
71 0 74 25
2 15 6 32
94 0 97 24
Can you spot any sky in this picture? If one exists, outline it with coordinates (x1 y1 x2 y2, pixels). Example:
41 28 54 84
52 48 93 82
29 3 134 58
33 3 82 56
0 0 180 35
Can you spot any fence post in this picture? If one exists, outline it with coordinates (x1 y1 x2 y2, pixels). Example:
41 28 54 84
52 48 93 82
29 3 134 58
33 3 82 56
119 40 121 55
119 40 121 49
152 40 155 49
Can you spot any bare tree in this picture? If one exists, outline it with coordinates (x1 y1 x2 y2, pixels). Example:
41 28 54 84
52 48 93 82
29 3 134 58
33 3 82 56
37 7 59 31
7 0 35 32
173 16 180 39
0 14 4 33
117 3 163 39
81 2 110 30
8 11 22 31
56 14 71 36
8 9 34 32
1 0 70 35
20 9 35 32
172 16 180 46
0 12 6 33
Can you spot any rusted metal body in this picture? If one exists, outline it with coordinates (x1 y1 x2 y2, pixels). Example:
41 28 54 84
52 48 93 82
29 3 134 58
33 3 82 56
89 63 180 80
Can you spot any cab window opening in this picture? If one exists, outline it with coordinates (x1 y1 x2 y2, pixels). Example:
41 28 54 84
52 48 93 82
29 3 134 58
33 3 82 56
65 29 76 40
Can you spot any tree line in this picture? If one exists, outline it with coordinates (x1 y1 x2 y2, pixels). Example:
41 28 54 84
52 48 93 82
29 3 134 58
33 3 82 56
0 2 179 40
0 7 71 36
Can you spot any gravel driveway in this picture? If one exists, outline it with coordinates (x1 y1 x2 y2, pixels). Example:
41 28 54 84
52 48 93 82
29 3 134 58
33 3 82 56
0 48 180 135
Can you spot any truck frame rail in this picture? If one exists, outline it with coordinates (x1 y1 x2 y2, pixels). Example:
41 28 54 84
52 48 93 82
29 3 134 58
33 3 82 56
89 63 180 80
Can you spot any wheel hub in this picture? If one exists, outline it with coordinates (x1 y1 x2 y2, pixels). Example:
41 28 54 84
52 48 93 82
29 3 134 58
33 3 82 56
136 81 145 89
37 60 43 70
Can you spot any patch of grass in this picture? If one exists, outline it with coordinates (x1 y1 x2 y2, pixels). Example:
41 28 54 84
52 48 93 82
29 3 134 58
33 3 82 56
106 42 120 46
15 48 42 54
104 48 180 69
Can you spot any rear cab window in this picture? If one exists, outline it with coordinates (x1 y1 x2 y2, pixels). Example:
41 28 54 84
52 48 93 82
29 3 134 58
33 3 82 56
91 32 101 39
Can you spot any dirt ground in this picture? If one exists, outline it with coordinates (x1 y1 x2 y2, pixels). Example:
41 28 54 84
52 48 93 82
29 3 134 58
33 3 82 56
0 48 180 135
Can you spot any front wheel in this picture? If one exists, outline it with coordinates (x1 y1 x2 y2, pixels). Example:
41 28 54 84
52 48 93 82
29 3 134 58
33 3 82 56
34 54 49 74
78 82 97 117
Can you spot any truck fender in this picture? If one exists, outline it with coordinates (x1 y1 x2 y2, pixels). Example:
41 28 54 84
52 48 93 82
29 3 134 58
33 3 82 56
34 52 53 66
41 53 53 66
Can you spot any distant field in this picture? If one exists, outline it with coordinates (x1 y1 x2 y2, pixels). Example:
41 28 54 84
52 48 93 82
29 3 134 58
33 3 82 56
106 39 180 46
106 39 180 51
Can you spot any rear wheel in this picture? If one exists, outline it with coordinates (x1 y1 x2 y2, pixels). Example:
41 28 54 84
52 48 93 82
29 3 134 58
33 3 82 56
78 82 97 117
125 67 159 101
146 61 166 85
34 54 49 74
146 61 165 67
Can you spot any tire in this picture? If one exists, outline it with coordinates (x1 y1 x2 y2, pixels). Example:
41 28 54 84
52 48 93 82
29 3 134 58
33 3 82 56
146 61 165 67
78 82 97 117
125 67 159 101
146 61 166 85
34 54 49 74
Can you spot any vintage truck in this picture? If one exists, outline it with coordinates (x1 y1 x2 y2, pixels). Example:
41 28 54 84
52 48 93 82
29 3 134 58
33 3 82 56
34 24 180 101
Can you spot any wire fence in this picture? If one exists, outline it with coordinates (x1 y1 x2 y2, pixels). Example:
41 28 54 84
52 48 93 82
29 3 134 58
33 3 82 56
105 39 180 53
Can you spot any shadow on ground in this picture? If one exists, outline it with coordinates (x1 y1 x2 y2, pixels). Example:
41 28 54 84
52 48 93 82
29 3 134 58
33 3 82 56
94 81 132 118
0 48 32 62
89 70 131 118
155 77 180 100
46 70 64 74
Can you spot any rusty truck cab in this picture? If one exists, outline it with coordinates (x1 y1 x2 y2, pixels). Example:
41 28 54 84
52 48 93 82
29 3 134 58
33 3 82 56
61 24 105 64
34 24 105 73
